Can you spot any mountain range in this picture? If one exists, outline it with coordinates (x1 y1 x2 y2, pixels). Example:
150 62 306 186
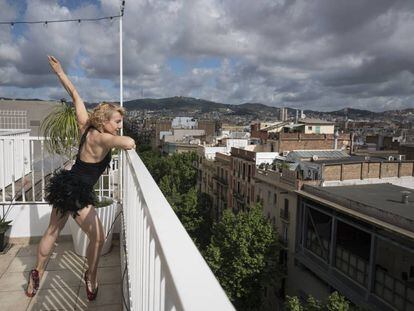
2 96 412 120
122 96 413 120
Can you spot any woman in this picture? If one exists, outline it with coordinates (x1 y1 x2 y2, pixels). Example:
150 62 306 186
25 56 135 300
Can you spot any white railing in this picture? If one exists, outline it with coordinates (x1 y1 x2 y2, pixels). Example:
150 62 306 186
122 150 234 311
0 135 118 204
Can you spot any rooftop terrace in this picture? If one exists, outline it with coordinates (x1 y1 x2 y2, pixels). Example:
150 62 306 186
0 239 121 310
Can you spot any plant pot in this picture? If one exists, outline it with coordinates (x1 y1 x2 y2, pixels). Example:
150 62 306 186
69 198 118 257
0 230 10 252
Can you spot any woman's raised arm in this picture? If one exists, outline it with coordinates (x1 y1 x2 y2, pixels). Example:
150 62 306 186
48 55 89 129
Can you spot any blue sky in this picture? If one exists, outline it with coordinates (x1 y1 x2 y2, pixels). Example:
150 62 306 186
1 0 414 111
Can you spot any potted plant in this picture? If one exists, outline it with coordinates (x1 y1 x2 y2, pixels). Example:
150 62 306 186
0 204 13 252
40 99 80 159
68 196 118 257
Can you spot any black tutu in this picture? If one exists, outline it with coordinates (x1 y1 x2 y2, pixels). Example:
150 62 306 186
45 169 98 218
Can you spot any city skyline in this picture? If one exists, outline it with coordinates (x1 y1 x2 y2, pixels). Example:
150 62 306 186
1 0 414 112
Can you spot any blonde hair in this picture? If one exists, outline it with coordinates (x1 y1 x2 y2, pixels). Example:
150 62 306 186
88 102 125 131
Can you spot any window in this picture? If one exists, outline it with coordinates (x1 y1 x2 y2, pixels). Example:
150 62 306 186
305 208 331 261
308 126 312 130
335 220 370 286
274 193 277 204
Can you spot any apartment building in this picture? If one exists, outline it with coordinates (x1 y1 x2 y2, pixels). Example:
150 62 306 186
294 183 413 311
198 140 414 310
255 158 414 310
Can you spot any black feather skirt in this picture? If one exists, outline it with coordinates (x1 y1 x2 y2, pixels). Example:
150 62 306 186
45 169 98 218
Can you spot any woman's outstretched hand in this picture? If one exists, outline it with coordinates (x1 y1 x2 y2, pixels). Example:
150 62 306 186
48 55 64 75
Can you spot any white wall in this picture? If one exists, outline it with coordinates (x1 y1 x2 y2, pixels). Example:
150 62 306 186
255 152 280 165
0 132 31 188
226 139 248 151
203 147 227 160
4 203 120 238
304 124 334 134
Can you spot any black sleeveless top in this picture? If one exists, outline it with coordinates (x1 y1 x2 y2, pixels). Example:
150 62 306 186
70 126 112 186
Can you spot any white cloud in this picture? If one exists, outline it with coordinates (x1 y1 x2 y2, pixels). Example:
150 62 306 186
0 0 413 111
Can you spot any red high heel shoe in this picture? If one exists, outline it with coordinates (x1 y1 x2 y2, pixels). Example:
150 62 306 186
25 269 40 297
84 270 99 301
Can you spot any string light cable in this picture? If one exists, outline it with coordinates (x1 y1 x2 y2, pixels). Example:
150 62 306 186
0 0 126 26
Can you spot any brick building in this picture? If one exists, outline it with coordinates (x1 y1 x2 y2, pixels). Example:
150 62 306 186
268 132 352 154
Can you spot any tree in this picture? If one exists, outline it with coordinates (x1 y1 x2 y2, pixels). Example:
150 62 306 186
204 204 283 310
285 292 353 311
140 151 214 248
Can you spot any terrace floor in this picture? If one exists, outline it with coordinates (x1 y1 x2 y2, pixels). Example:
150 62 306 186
0 238 122 311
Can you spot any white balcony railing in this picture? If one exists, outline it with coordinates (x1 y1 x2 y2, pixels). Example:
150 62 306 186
1 134 234 310
0 134 117 204
121 150 234 311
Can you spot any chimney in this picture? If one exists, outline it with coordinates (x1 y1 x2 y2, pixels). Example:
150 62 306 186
334 130 339 149
401 191 410 204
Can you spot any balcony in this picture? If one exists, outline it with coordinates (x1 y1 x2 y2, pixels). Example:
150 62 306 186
0 134 234 310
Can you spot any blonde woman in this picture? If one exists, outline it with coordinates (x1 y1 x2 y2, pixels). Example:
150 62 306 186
26 56 135 300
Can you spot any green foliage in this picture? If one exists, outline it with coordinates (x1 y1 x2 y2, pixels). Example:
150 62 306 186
286 296 304 311
95 198 114 208
140 151 213 248
326 292 349 311
141 151 197 193
40 102 80 158
204 204 282 310
122 124 150 152
285 292 352 311
306 295 323 311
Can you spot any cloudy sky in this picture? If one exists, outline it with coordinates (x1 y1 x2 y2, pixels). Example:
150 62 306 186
1 0 414 111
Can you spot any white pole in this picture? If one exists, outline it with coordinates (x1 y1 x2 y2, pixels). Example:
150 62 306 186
119 10 123 113
119 3 124 203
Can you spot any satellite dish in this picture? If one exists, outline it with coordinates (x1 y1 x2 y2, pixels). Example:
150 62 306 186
312 155 319 161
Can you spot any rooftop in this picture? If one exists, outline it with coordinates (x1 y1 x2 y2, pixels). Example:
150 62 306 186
286 149 349 161
298 118 335 125
303 183 414 233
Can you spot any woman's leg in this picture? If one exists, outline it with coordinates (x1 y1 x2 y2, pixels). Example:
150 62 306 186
74 205 105 290
27 207 69 294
